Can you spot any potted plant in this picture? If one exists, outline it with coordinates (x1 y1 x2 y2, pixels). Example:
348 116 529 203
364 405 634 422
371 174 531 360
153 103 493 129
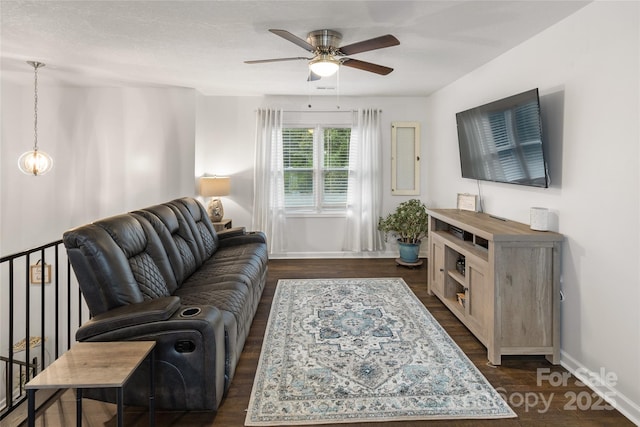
377 199 429 263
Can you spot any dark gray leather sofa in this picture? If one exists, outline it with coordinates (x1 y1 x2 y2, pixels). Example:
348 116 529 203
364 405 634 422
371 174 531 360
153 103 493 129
62 197 267 410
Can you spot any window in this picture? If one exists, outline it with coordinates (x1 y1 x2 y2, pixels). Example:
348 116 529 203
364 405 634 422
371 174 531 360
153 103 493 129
283 126 351 212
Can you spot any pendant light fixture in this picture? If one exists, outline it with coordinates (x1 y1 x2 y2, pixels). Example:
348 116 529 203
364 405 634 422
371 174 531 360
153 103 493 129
18 61 53 176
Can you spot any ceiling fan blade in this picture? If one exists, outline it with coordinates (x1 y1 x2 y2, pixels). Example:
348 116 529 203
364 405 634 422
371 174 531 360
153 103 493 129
244 57 309 64
339 34 400 56
341 58 394 75
269 29 315 52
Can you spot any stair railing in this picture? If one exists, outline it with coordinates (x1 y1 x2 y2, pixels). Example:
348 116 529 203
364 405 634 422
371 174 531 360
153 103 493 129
0 240 88 420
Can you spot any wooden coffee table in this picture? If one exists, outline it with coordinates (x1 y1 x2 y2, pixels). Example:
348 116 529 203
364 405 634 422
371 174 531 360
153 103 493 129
25 341 155 427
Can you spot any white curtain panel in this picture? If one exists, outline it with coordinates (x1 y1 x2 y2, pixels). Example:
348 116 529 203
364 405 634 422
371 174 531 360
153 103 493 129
252 108 286 254
343 109 385 252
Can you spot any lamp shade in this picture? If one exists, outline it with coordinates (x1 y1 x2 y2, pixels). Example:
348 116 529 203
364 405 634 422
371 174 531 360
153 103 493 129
199 176 231 197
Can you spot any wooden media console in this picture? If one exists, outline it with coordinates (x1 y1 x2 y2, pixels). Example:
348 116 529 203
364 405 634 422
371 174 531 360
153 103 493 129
426 208 563 365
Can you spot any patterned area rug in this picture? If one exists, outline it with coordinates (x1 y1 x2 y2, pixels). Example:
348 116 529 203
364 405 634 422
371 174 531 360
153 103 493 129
245 278 516 425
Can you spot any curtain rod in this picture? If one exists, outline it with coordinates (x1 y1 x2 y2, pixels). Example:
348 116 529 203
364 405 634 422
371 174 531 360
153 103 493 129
283 109 355 113
255 109 382 113
281 109 382 113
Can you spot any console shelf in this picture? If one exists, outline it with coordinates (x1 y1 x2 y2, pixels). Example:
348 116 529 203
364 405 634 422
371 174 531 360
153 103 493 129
427 208 563 365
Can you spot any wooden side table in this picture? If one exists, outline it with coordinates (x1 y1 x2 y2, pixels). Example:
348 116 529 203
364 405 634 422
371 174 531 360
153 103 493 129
212 218 232 231
25 341 155 427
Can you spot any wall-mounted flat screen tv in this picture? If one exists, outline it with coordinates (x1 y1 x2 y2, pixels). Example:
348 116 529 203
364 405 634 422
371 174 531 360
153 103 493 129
456 88 549 188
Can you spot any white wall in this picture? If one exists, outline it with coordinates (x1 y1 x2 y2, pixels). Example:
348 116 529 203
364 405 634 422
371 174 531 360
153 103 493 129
424 1 639 422
1 83 197 254
195 95 429 257
195 94 262 230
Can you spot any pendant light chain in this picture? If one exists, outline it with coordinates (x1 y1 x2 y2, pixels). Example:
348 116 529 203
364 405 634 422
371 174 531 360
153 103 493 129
33 62 39 150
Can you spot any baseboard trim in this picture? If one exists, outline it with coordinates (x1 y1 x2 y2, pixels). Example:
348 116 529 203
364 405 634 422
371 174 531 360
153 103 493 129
269 250 429 259
560 350 639 425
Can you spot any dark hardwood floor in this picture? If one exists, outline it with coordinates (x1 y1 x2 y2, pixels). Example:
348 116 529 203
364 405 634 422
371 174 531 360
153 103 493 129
22 259 633 426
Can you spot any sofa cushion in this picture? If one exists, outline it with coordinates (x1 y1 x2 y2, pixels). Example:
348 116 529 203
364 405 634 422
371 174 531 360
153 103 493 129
169 197 219 260
175 281 253 386
94 214 176 298
64 213 177 314
134 205 203 287
181 257 261 293
214 242 268 267
176 283 251 344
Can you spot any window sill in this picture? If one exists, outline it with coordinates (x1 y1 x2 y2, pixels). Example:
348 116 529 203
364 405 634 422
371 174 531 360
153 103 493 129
285 211 347 219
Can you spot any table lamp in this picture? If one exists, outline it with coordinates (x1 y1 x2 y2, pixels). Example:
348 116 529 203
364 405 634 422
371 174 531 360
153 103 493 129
199 176 231 222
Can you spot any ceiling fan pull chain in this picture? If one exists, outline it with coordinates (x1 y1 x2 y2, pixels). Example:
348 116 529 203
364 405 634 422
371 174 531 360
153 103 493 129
336 68 340 109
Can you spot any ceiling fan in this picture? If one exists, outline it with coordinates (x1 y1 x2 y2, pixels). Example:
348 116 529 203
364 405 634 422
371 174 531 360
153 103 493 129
245 29 400 80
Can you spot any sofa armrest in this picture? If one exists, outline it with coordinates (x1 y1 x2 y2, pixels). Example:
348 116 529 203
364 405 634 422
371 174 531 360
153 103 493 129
217 227 247 238
218 230 267 247
76 301 227 411
76 296 181 341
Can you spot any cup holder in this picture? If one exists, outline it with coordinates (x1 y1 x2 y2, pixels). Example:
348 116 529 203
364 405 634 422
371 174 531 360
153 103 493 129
180 307 201 318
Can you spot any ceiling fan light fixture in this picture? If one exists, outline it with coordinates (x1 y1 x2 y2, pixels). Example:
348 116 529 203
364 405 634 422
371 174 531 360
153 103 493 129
309 54 340 77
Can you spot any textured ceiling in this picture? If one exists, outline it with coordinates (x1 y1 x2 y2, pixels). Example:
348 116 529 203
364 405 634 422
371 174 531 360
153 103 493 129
1 1 590 96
